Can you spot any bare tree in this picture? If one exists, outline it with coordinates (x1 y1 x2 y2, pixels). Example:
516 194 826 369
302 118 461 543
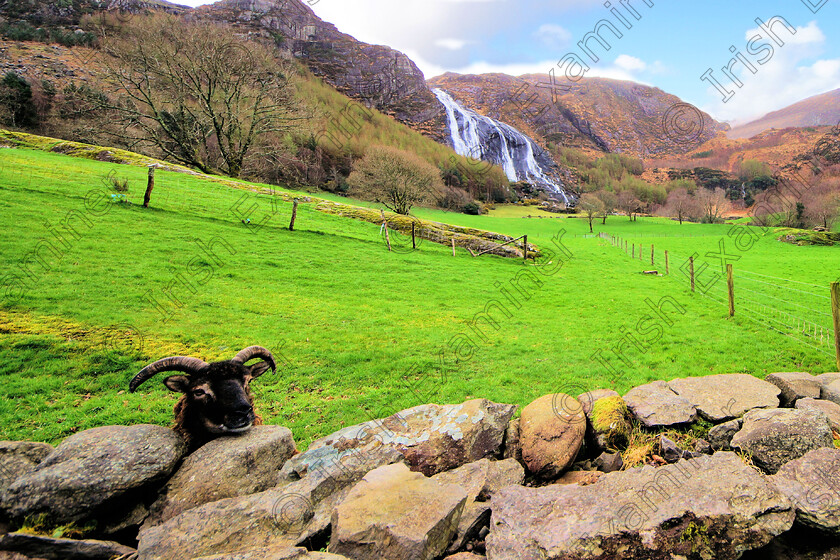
97 14 302 177
696 187 731 224
662 188 698 224
803 180 840 229
595 189 617 225
579 193 605 233
617 190 642 221
348 145 442 214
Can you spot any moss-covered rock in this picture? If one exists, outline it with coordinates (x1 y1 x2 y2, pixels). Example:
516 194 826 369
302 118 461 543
589 396 632 450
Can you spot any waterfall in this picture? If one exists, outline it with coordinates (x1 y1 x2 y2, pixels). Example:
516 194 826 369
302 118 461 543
432 88 572 204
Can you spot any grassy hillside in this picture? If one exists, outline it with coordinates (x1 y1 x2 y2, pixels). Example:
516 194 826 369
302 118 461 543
1 146 837 450
0 37 510 202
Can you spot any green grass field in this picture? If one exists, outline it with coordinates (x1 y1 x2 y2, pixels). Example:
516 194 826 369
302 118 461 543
1 146 838 448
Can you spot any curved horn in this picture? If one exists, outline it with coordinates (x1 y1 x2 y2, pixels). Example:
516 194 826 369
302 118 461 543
129 356 208 392
231 346 276 373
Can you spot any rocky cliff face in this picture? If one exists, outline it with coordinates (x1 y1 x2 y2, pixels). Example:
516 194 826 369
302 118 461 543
0 0 189 27
192 0 447 141
428 73 730 158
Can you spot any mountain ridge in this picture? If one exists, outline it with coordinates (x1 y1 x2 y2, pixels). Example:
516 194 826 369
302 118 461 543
728 88 840 140
428 72 730 159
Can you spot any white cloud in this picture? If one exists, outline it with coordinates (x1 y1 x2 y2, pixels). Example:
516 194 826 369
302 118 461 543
534 24 572 50
417 52 652 84
435 38 472 51
614 54 646 72
702 21 840 125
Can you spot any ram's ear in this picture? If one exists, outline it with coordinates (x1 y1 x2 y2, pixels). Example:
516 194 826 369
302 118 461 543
163 375 191 393
247 361 272 379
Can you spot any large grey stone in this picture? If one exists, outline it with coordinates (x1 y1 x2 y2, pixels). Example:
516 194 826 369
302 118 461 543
144 425 297 528
623 380 696 428
771 448 840 534
766 372 822 406
797 398 840 432
329 463 468 560
486 452 794 560
820 376 840 406
519 393 586 478
0 425 185 525
708 419 742 451
192 548 351 559
137 445 403 560
731 408 834 474
280 399 515 478
0 532 136 560
669 374 780 422
0 442 53 495
431 458 524 502
445 501 491 555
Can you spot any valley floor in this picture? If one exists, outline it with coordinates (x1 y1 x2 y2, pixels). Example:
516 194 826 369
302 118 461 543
0 147 837 447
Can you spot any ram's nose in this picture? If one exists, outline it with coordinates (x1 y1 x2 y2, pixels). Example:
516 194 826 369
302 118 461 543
227 408 253 430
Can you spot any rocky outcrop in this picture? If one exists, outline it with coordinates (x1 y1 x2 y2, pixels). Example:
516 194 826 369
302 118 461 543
191 548 351 560
0 425 185 525
5 372 840 560
427 73 729 158
0 441 53 494
144 425 297 527
194 0 445 137
708 418 743 451
329 463 467 559
136 445 403 560
818 373 840 405
0 532 136 560
731 408 834 474
431 458 524 503
519 393 586 478
623 380 696 427
766 372 822 406
771 448 840 534
280 399 515 478
796 397 840 432
486 452 794 560
669 374 780 422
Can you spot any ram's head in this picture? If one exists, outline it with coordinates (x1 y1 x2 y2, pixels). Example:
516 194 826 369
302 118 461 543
130 346 275 448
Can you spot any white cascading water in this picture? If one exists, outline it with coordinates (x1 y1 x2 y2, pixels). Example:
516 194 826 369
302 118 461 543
432 88 571 203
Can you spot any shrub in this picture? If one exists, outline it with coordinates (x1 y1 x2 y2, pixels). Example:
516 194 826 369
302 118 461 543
462 202 481 215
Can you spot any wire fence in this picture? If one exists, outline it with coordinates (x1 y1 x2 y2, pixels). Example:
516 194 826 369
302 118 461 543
601 233 839 363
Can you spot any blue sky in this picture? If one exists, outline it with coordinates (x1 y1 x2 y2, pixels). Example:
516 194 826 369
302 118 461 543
180 0 840 126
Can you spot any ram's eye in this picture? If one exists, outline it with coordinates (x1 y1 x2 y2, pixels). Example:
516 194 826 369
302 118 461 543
191 388 206 397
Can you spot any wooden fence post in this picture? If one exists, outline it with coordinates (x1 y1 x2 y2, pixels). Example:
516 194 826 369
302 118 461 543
523 234 528 263
380 210 391 251
411 222 416 250
651 244 654 266
689 257 695 292
831 282 840 370
289 199 298 231
143 166 155 208
665 251 669 275
451 238 456 257
727 264 735 317
632 244 635 259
